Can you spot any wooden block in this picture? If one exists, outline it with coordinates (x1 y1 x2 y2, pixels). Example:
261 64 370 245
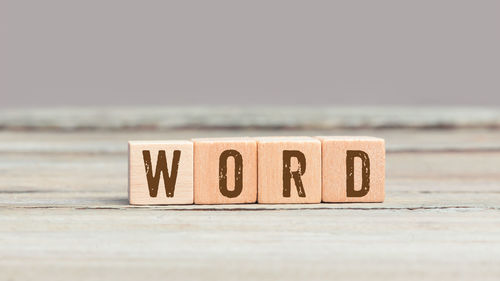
128 141 193 205
193 137 257 204
256 137 321 204
316 136 385 203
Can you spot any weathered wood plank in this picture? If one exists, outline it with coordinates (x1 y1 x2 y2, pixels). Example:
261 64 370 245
1 106 499 130
1 129 500 154
0 208 499 281
0 119 499 281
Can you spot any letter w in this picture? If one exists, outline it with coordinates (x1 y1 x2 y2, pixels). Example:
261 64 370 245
142 150 181 197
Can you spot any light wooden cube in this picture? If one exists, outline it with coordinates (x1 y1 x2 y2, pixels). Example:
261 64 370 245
316 136 385 203
128 141 193 205
193 137 257 204
256 137 322 204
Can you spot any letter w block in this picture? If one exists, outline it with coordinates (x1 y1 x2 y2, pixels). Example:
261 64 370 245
128 141 193 205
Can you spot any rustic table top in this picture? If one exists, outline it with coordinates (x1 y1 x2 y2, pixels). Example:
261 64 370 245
1 107 499 281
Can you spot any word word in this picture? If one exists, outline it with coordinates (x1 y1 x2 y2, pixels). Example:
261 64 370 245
128 136 385 205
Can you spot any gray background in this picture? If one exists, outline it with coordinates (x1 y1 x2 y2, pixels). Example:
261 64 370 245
2 0 499 107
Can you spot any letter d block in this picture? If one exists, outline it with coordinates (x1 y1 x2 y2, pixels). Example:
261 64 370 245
128 141 193 205
257 137 321 204
193 138 257 204
316 136 385 203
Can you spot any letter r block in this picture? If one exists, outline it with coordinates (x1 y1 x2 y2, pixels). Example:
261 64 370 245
128 141 193 205
193 138 257 204
316 136 385 203
256 137 321 204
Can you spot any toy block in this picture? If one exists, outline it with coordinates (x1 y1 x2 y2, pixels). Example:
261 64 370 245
316 136 385 203
256 137 321 204
128 141 193 205
193 137 257 204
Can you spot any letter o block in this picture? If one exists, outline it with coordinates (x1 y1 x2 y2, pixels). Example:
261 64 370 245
128 141 194 205
193 138 257 204
316 136 385 203
256 137 321 204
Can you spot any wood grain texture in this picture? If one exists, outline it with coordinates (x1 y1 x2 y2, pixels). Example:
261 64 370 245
317 136 385 202
128 141 193 205
256 137 322 203
193 138 257 204
1 108 500 281
2 106 499 130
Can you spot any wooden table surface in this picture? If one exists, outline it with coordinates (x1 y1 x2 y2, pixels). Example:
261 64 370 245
1 107 499 281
